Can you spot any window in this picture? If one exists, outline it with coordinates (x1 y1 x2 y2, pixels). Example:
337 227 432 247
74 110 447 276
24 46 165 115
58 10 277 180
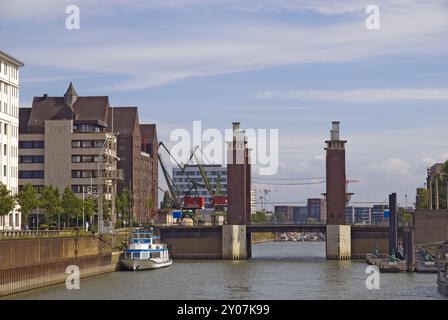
75 124 102 133
19 156 44 163
72 140 81 148
3 144 6 156
72 155 81 163
19 141 44 149
18 171 44 179
4 123 7 135
81 140 93 148
94 140 104 148
82 155 92 163
3 165 6 177
15 214 19 226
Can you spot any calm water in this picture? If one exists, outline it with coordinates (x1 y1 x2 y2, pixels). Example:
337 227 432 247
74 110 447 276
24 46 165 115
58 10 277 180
8 242 447 300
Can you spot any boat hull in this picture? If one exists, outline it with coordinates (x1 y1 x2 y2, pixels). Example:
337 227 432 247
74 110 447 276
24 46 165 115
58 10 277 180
438 279 448 296
121 259 173 271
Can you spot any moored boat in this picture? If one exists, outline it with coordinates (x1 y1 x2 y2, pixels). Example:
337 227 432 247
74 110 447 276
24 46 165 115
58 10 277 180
121 229 172 271
415 248 438 273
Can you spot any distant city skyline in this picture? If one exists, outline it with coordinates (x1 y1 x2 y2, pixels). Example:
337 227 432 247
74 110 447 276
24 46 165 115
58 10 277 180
2 0 448 208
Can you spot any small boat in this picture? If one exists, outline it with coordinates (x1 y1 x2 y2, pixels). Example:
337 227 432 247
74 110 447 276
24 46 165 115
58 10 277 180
365 248 406 272
121 229 172 271
415 248 438 274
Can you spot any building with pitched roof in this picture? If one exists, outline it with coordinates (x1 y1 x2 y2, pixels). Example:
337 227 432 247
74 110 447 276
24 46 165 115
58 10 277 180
19 83 158 227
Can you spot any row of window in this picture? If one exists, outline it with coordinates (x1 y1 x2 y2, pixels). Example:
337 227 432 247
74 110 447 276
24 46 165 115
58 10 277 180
0 213 20 227
1 102 19 118
72 140 104 148
19 141 45 149
74 124 103 133
19 155 44 163
0 82 19 98
72 170 98 178
0 61 19 79
72 155 100 163
18 170 44 179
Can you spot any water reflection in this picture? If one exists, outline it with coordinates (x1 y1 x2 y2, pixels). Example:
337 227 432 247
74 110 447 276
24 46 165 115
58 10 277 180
7 242 447 300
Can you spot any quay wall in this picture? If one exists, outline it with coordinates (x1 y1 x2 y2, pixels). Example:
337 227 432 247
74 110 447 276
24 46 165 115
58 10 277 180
414 210 448 245
0 236 121 297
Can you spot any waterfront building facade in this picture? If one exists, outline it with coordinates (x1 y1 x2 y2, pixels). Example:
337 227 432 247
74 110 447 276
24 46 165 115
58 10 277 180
0 51 24 230
18 83 158 226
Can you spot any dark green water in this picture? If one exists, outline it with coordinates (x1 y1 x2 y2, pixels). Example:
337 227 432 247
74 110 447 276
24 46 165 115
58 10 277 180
8 242 447 300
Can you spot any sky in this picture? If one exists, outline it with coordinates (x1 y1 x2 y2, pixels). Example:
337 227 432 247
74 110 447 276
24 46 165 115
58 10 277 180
1 0 448 209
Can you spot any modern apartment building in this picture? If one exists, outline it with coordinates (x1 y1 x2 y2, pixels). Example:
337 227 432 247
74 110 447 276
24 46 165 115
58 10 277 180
345 206 371 225
172 164 227 209
0 51 24 230
18 83 158 225
307 198 327 222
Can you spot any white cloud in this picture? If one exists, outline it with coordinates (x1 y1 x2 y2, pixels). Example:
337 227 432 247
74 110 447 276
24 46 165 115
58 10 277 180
254 88 448 102
370 158 412 176
5 0 448 91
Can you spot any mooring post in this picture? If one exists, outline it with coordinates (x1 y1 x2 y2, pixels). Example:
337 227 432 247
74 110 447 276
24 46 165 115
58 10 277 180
404 229 415 272
388 193 398 256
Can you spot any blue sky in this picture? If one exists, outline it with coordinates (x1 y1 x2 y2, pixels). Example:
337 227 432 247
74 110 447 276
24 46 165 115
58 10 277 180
2 0 448 209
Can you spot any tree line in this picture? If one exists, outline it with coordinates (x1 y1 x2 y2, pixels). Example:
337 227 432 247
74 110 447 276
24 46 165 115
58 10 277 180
0 183 132 230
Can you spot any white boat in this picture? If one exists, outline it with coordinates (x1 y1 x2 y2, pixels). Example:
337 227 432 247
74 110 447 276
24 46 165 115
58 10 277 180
121 229 173 271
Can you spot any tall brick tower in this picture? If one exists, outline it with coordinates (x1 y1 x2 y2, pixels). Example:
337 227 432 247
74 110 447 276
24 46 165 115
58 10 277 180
227 122 250 225
325 121 347 225
223 122 251 259
325 121 351 260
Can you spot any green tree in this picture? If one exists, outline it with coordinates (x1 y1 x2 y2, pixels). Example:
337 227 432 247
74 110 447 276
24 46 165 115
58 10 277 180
251 211 267 223
16 183 40 227
40 185 62 229
416 188 429 209
61 187 82 228
116 188 131 225
161 191 174 209
0 183 16 228
83 195 96 221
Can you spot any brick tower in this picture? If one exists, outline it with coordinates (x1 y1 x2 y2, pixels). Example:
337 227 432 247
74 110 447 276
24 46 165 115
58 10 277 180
223 122 251 259
325 121 347 225
325 121 351 260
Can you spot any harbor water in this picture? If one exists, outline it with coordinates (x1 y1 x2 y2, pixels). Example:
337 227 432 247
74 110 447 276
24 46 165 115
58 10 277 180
7 242 447 300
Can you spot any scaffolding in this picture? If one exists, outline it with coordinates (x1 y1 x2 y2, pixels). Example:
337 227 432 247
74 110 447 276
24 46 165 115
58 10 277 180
97 133 124 233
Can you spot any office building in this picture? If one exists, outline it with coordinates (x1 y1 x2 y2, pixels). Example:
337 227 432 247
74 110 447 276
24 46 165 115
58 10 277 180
172 164 227 209
0 51 24 230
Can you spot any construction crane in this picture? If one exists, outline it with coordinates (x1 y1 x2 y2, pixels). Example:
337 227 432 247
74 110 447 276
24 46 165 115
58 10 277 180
190 146 227 211
158 142 205 212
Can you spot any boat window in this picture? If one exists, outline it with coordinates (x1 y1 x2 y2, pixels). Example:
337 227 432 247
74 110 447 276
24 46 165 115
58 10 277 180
133 252 140 259
151 252 161 259
141 252 149 259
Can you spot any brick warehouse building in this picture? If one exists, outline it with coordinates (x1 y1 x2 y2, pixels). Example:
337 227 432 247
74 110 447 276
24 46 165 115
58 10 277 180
18 83 158 224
